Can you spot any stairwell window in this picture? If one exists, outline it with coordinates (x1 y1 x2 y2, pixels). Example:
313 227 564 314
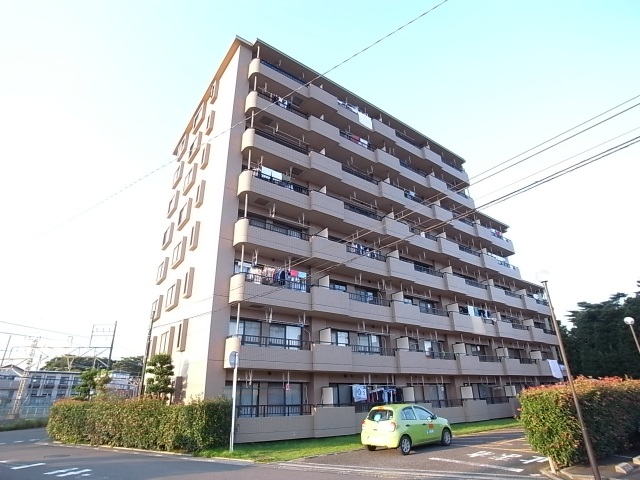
162 223 174 250
165 279 181 311
156 257 169 285
171 237 187 269
189 221 200 250
195 180 206 207
183 164 197 195
177 198 193 231
167 191 179 218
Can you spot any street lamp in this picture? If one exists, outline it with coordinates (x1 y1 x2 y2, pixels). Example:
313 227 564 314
537 271 601 480
624 317 640 355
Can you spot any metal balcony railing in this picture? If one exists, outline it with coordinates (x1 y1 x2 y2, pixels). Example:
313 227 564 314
395 130 420 147
418 305 449 316
259 60 306 85
243 272 310 293
346 245 386 261
425 351 456 360
351 345 396 356
485 396 510 405
253 170 309 195
348 293 391 306
442 159 465 172
247 217 309 240
464 279 487 289
477 355 502 363
414 264 444 277
504 290 523 299
237 403 312 417
409 227 437 241
235 334 312 350
342 164 379 184
253 127 309 154
344 202 383 221
339 130 376 151
519 358 537 364
255 89 308 118
459 245 481 257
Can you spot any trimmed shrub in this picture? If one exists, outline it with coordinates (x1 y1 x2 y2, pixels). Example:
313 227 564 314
47 396 231 452
519 377 640 468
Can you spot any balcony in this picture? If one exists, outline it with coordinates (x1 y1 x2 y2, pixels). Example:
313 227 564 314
245 90 308 131
375 148 401 173
311 286 350 317
348 293 393 323
481 254 522 280
338 130 376 161
241 128 309 167
441 158 470 183
254 127 308 154
395 131 423 157
412 263 447 290
228 272 311 310
391 301 451 330
495 318 531 342
342 164 379 185
382 217 411 238
489 286 525 309
224 335 312 372
233 217 311 258
457 353 505 376
348 292 390 307
343 202 383 230
450 312 495 335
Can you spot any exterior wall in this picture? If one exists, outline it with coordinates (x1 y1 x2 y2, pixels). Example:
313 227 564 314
148 37 560 443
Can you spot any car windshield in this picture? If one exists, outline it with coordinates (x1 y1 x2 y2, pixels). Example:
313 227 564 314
367 409 393 422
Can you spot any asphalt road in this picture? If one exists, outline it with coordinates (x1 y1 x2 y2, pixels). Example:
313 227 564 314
0 427 548 480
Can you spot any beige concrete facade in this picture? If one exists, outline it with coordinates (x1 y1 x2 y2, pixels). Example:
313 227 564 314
148 37 559 443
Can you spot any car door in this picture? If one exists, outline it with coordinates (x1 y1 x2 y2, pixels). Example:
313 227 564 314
400 406 424 444
414 406 439 443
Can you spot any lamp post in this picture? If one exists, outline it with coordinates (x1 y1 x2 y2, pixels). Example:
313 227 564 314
624 317 640 354
538 272 601 480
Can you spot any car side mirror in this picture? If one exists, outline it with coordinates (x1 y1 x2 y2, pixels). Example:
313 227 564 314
431 414 438 420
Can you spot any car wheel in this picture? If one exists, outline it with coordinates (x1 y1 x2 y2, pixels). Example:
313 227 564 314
399 435 412 455
441 428 452 446
366 445 376 451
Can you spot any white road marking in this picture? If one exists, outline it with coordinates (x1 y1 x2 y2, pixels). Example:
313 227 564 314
13 441 24 443
428 457 524 473
11 462 47 470
29 438 40 441
45 468 79 475
519 456 548 464
0 443 6 445
57 469 92 477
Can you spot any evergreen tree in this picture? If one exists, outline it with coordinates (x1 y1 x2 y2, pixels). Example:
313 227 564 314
145 354 175 401
111 356 143 376
565 287 640 378
42 355 109 372
74 368 111 400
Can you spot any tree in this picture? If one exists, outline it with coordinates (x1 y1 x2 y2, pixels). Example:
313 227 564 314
564 286 640 378
42 355 109 372
145 354 175 401
111 356 143 376
74 368 111 400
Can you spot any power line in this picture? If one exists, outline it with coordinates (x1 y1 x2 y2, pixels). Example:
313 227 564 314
0 320 90 339
19 1 450 243
154 135 639 333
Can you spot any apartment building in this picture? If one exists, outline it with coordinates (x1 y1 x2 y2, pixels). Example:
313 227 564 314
148 37 559 443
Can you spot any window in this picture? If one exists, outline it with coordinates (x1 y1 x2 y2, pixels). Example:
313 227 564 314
357 333 381 355
268 324 302 349
183 164 197 195
183 267 194 298
177 198 193 231
401 407 417 421
189 222 200 250
208 80 218 103
329 280 347 292
188 132 202 162
200 144 210 170
224 382 258 418
150 296 163 321
205 111 215 134
167 190 179 218
172 162 184 189
230 318 261 345
165 280 181 311
266 382 303 416
171 237 187 268
408 337 420 352
423 384 448 405
328 384 353 406
192 103 204 133
469 344 486 356
156 257 169 285
176 134 187 159
162 223 174 250
195 180 206 207
159 332 168 354
176 319 189 352
234 260 252 273
331 329 349 346
414 406 434 421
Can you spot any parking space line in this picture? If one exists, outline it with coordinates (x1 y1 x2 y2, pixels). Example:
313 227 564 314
11 462 46 470
428 457 524 473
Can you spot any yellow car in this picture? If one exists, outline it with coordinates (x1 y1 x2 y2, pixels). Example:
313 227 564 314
361 404 452 455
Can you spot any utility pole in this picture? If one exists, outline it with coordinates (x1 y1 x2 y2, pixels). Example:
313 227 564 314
9 337 38 419
107 321 117 370
1 335 11 366
139 312 155 397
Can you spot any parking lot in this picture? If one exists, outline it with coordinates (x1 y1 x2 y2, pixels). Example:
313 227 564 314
284 428 549 478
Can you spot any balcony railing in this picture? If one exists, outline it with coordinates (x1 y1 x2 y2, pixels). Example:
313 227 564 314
404 190 425 203
346 245 386 261
253 170 309 195
254 127 309 154
442 159 465 172
235 334 312 350
511 323 528 331
247 217 309 240
409 227 437 241
237 403 312 417
339 130 376 151
543 328 556 335
425 351 455 360
243 272 310 292
399 160 428 178
464 279 487 289
395 130 420 147
459 245 481 257
255 89 308 119
259 60 306 85
429 398 463 408
418 305 449 316
352 345 396 356
504 290 523 299
490 229 511 243
414 264 444 277
477 355 502 363
485 396 510 405
342 164 379 184
500 314 521 323
348 292 391 306
446 182 470 199
344 202 383 221
519 358 537 364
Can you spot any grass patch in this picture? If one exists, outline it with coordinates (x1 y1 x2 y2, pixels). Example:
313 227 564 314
197 417 520 462
0 418 48 432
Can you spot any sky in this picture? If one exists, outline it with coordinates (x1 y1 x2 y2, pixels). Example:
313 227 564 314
0 0 638 365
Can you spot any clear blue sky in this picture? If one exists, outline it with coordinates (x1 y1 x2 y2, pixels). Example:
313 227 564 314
1 0 638 363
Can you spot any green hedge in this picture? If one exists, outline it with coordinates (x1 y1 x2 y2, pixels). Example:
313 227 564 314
47 396 232 452
519 377 640 468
